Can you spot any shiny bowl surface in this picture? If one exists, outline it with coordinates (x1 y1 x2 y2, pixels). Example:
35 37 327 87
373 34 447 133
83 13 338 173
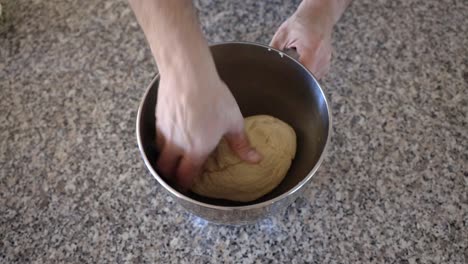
136 42 331 224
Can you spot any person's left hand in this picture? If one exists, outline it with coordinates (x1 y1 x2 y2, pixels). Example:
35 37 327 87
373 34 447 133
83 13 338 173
270 0 335 79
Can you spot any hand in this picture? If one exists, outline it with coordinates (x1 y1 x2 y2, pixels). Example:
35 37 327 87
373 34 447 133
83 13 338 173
156 68 262 189
270 0 335 79
129 0 262 189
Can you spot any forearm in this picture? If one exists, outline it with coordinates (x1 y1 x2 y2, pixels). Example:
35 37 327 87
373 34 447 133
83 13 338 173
304 0 352 25
128 0 215 76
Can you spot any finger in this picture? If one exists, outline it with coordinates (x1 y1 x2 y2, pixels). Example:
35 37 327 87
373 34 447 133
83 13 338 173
297 46 320 75
312 49 332 79
225 131 262 163
315 61 331 80
270 25 289 50
157 144 182 179
299 49 329 79
308 54 329 79
175 155 204 190
155 127 166 150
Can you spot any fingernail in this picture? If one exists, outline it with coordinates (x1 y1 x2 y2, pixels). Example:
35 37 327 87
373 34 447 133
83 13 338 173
247 149 262 163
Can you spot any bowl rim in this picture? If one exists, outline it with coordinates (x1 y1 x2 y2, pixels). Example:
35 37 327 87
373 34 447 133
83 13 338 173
136 41 332 210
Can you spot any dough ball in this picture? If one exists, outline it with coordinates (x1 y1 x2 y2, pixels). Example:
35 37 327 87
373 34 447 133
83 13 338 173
191 115 296 202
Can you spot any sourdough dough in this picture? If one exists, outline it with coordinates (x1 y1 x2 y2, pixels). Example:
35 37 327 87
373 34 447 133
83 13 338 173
191 115 296 202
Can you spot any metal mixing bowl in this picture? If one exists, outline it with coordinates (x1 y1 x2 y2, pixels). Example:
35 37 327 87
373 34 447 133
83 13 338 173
136 42 331 224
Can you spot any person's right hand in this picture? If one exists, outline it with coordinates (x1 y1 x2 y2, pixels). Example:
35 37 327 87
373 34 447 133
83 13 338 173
155 66 262 189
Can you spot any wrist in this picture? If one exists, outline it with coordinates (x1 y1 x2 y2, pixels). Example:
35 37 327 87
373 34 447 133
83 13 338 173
302 0 348 25
154 39 217 79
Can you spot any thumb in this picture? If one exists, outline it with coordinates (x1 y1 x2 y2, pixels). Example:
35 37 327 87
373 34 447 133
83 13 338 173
270 25 288 50
225 131 262 164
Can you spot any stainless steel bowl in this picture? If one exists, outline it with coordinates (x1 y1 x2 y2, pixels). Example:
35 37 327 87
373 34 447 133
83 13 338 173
136 42 331 225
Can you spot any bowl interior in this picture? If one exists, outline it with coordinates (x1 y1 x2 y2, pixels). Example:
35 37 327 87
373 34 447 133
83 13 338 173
138 43 330 207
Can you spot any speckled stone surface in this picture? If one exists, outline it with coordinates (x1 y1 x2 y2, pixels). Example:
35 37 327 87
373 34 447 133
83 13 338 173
1 0 467 263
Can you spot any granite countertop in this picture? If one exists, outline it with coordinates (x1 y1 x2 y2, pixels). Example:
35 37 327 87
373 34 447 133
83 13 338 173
1 0 467 263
